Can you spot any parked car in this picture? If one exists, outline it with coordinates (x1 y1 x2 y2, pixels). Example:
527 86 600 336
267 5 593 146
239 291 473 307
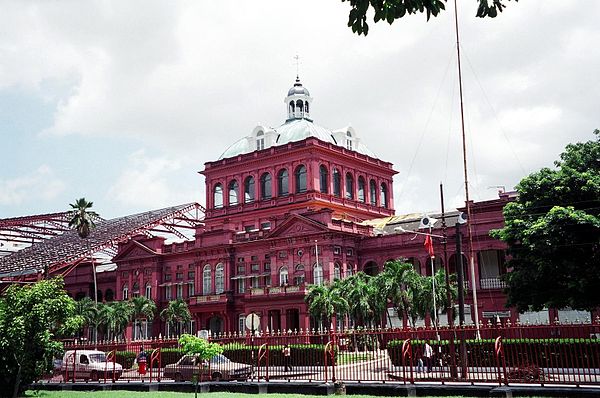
164 354 252 381
61 350 123 381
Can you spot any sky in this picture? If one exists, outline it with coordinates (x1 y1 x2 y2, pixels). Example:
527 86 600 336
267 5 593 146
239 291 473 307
1 1 598 220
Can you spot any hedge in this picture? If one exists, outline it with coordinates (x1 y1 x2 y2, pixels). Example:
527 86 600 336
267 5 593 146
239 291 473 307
387 338 600 368
114 351 136 369
222 343 336 366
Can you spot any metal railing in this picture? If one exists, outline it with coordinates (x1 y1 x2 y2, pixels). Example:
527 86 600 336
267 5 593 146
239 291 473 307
42 319 600 386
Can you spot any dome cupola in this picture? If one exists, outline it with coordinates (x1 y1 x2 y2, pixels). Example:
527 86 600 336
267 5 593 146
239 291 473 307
284 77 313 122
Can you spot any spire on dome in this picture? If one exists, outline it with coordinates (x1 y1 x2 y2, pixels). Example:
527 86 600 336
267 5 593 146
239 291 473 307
284 76 312 122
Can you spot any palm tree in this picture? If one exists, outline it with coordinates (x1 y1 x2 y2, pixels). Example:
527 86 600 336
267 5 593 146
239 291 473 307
131 296 157 340
101 301 133 340
160 299 191 337
68 198 100 305
305 281 349 330
377 260 421 327
413 269 457 326
74 297 97 340
339 272 378 327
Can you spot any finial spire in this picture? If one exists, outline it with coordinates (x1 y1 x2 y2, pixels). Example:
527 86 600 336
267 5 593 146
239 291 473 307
294 54 300 80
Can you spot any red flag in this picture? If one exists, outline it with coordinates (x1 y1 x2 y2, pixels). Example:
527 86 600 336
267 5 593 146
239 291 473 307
424 234 435 258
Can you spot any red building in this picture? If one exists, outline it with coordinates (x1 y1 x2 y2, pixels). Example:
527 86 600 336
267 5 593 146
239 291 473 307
81 77 527 339
6 78 586 339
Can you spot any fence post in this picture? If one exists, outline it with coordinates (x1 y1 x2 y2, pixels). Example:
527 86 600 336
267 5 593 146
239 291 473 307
494 336 507 386
401 339 414 384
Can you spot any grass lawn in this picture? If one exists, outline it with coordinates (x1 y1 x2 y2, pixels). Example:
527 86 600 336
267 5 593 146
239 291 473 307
25 392 470 398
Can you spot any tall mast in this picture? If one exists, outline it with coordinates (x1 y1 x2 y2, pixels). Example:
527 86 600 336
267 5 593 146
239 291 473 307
453 0 480 337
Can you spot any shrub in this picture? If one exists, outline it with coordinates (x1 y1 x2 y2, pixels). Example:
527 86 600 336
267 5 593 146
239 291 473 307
114 350 136 369
222 343 336 366
160 348 185 366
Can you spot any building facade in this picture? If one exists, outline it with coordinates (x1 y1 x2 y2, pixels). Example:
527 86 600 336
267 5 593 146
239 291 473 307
63 78 532 339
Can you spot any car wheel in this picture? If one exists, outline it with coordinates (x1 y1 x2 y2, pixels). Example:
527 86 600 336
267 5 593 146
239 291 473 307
90 371 99 382
174 373 183 382
212 372 222 382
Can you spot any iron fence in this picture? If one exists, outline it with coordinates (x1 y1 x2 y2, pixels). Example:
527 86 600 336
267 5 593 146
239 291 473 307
43 320 600 386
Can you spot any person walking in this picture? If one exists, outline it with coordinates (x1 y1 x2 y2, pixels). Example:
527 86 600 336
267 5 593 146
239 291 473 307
423 342 433 373
283 344 292 372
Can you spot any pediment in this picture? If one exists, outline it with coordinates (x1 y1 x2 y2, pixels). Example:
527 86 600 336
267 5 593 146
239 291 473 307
112 241 157 262
268 215 329 238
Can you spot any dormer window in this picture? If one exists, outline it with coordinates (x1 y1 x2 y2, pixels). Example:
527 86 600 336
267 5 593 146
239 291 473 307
256 131 265 150
346 131 353 150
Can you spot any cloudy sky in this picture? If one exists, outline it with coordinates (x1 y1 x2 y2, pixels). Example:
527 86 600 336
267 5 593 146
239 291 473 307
1 1 598 220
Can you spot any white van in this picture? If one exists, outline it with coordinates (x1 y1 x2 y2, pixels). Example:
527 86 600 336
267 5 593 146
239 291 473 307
61 350 123 381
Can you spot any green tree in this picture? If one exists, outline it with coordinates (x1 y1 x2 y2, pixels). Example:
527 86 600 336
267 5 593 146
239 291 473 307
376 260 421 326
342 0 516 35
412 268 457 323
74 297 98 340
339 272 378 327
68 198 100 306
179 334 223 361
100 301 133 340
305 281 349 329
160 299 192 337
131 296 157 339
0 278 80 397
492 130 600 312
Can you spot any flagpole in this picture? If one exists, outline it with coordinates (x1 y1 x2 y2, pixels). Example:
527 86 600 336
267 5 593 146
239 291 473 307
429 226 439 341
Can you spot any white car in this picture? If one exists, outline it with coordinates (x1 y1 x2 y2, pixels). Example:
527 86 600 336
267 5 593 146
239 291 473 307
61 350 123 381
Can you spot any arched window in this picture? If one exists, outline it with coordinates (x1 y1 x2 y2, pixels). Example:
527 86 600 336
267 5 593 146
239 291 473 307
213 183 223 208
228 180 239 205
380 182 388 208
295 165 307 193
319 165 329 194
358 176 366 203
244 176 255 203
345 173 354 200
122 284 129 300
105 289 114 302
333 262 341 280
333 169 341 197
289 101 295 113
305 101 309 113
279 266 289 286
203 264 211 295
145 283 152 299
256 130 265 150
277 169 289 196
260 172 272 200
363 261 379 276
296 99 304 112
215 263 224 294
369 180 377 206
313 263 323 286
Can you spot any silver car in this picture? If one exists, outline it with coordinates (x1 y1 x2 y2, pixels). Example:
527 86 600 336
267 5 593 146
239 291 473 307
164 354 252 382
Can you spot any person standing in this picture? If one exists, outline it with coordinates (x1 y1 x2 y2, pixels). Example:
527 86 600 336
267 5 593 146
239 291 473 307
137 347 148 376
423 342 433 373
283 344 292 372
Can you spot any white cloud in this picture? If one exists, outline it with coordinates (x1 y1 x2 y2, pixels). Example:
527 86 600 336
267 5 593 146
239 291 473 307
0 165 65 206
106 149 198 211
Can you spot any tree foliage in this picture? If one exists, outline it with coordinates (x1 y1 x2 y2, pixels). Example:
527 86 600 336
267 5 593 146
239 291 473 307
0 278 80 397
342 0 516 36
160 299 192 336
492 130 600 312
305 280 349 328
68 198 99 239
179 334 223 361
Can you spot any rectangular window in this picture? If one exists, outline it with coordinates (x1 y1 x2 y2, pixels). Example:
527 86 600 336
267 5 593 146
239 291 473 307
251 255 258 261
346 248 354 256
294 275 305 286
122 271 128 278
333 246 341 255
238 257 245 263
238 315 246 332
165 286 172 300
251 277 259 288
278 251 287 258
264 262 271 271
237 264 245 274
188 283 195 297
237 279 245 294
188 271 195 279
264 275 271 286
251 263 259 272
164 274 172 281
177 284 183 299
144 268 152 275
176 272 183 280
245 225 255 232
261 222 271 230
